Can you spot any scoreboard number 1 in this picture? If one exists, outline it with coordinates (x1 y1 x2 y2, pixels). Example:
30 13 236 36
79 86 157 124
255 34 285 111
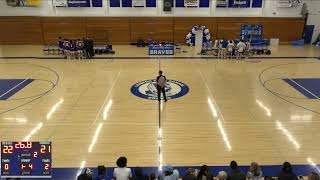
40 145 51 153
4 163 9 170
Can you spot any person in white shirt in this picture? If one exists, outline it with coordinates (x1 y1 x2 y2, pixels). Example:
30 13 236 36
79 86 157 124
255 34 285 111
227 41 235 59
236 40 246 60
113 157 132 180
214 39 219 49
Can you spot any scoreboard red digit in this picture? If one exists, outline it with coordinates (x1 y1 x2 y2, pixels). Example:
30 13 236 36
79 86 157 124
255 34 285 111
1 142 52 178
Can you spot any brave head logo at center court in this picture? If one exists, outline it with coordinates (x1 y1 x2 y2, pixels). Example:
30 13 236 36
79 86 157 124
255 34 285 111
131 79 189 100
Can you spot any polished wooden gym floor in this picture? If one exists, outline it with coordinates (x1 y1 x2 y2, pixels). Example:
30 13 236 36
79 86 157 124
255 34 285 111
0 45 320 169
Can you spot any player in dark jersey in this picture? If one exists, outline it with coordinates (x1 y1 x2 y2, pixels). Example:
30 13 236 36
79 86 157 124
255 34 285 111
70 40 77 60
76 39 84 60
58 37 64 55
63 39 71 59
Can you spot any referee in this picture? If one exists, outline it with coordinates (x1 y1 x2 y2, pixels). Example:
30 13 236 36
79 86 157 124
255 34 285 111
156 70 167 102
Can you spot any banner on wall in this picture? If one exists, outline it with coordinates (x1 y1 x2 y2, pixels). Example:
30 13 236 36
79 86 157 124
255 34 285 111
53 0 68 7
277 0 292 7
53 0 103 7
216 0 263 8
240 24 263 40
216 0 228 7
6 0 41 7
132 0 146 7
229 0 250 7
110 0 157 7
184 0 199 7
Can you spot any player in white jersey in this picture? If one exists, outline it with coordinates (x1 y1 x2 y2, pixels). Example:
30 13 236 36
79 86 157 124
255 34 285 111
236 40 246 60
227 40 235 59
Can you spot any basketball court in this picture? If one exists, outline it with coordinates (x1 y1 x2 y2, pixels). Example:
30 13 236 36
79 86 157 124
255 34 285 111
0 44 320 178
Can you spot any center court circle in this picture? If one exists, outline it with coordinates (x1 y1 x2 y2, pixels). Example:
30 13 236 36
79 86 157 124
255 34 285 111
130 79 189 100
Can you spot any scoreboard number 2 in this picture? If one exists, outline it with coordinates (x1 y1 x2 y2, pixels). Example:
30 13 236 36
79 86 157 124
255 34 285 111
4 163 9 170
2 145 13 154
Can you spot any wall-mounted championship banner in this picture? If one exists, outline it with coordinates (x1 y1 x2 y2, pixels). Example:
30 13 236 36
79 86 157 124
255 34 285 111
6 0 41 7
216 0 263 8
132 0 146 7
229 0 250 7
277 0 292 7
216 0 228 7
184 0 199 7
53 0 68 7
277 0 301 7
53 0 102 7
110 0 156 7
240 24 263 40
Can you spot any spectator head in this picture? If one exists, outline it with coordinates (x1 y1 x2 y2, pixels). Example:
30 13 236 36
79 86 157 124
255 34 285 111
282 162 292 173
84 168 93 177
197 165 208 180
229 41 232 43
249 162 261 176
116 156 128 168
162 165 174 176
309 172 320 180
230 161 238 170
264 176 274 180
185 168 196 176
134 168 143 177
59 37 62 39
159 70 163 75
216 171 227 180
149 173 156 180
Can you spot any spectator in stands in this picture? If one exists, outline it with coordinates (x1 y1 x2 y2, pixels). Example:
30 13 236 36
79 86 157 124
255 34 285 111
95 166 107 180
277 162 298 180
133 168 148 180
198 165 213 180
183 168 197 180
149 173 157 180
236 40 246 60
77 168 93 180
309 172 320 180
162 165 179 180
247 162 262 180
264 176 274 180
227 161 246 180
215 171 227 180
113 157 132 180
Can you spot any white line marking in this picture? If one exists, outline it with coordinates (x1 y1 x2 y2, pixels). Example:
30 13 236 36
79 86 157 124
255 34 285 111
199 70 226 123
91 71 121 125
288 78 320 99
1 121 319 126
0 79 31 99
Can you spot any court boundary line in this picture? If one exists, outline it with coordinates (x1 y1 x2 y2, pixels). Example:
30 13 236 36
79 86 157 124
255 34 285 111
0 56 319 60
258 61 320 115
0 121 318 126
0 79 28 98
198 70 226 123
288 78 320 99
91 71 121 125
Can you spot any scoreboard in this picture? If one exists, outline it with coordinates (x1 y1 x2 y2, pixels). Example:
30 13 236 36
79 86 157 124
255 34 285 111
1 142 52 178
